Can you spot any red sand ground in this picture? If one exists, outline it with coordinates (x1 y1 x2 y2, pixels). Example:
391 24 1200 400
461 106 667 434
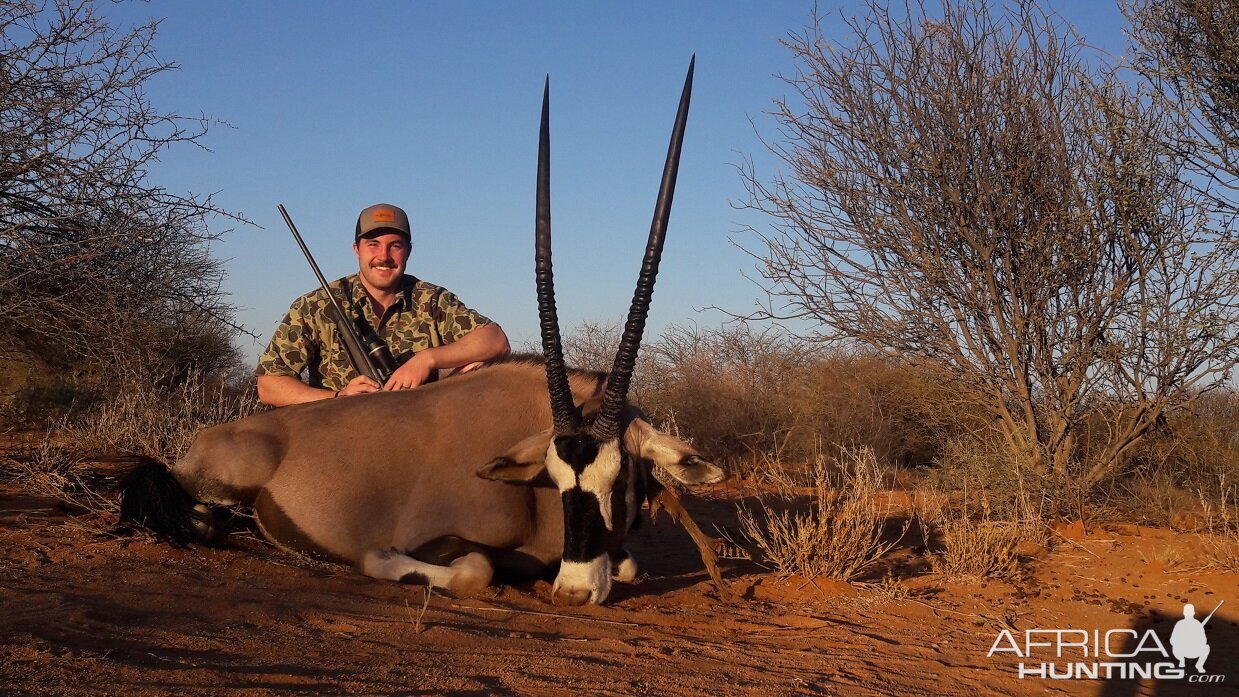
1 473 1237 696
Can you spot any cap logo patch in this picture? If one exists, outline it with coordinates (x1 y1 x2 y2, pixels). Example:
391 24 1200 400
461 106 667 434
373 210 396 223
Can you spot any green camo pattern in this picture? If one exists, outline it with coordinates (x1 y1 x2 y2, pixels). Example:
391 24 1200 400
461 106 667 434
255 273 493 391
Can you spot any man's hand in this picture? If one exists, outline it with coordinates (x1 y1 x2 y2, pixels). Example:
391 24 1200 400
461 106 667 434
338 374 381 397
384 352 437 391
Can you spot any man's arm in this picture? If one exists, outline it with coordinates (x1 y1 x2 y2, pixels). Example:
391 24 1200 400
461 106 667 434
256 290 387 407
384 323 511 390
258 373 382 407
257 374 335 407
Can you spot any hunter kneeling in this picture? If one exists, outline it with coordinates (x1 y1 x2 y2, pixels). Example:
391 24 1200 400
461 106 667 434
256 202 510 406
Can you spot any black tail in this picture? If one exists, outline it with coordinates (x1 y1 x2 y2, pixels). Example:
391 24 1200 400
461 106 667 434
118 457 219 546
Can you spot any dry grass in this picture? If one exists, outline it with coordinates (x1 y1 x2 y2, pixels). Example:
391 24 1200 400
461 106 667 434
1138 544 1186 571
1199 532 1239 572
929 518 1026 580
918 487 1042 581
736 446 909 582
57 369 260 464
635 325 960 473
864 573 911 600
554 321 1239 528
405 587 433 634
4 369 259 515
1192 488 1239 572
9 435 119 515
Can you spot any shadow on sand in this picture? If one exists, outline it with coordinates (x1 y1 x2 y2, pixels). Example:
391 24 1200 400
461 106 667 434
1093 603 1239 697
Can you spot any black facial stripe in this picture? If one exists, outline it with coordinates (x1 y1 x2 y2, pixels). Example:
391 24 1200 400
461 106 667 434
555 435 600 475
610 456 632 535
561 488 606 562
629 454 648 531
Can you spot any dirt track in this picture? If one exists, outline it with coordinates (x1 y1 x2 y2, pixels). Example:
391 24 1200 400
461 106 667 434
1 478 1237 697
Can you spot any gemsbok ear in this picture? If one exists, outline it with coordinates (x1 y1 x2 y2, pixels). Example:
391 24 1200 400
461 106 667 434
658 453 725 486
476 430 554 485
625 418 725 486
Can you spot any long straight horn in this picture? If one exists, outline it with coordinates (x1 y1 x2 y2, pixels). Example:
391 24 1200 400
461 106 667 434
536 77 581 434
594 56 694 441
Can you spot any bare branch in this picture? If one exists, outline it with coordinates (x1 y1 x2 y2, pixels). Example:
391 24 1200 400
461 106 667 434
739 0 1239 485
1 0 250 387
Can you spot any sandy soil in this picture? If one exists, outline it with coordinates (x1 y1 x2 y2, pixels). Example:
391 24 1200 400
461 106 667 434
1 465 1237 697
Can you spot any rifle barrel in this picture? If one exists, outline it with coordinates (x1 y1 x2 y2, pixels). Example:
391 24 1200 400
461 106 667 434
277 204 381 385
1202 599 1224 626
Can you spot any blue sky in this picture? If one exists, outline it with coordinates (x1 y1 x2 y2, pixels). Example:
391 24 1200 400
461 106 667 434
98 1 1129 363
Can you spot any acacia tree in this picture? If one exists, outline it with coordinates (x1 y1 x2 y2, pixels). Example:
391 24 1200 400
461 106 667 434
740 0 1239 486
1123 0 1239 198
0 0 243 388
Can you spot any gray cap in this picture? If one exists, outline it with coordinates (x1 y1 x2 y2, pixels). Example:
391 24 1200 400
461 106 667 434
355 203 411 241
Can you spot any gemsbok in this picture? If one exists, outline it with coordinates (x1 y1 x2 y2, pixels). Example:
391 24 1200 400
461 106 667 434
119 57 724 606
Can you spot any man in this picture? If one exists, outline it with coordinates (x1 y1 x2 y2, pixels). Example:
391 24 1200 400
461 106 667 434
256 203 510 406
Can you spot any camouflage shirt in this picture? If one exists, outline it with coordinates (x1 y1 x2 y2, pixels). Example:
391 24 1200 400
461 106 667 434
255 274 494 391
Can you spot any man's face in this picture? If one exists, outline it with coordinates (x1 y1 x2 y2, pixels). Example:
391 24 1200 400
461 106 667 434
354 232 409 293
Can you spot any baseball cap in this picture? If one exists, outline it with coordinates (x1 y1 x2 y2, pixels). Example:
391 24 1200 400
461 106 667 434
355 203 411 241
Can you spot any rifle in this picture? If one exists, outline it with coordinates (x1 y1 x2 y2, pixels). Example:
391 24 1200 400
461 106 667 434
1202 599 1224 626
277 204 399 387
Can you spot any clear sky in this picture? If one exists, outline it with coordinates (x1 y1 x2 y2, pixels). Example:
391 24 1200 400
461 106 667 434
97 1 1129 363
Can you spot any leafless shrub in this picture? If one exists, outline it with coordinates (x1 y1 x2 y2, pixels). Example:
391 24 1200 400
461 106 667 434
738 446 908 582
1122 391 1239 498
642 324 819 462
928 436 1066 521
1193 488 1239 572
1 0 248 400
739 0 1239 490
1108 471 1203 528
57 368 260 463
1123 0 1239 200
921 492 1040 581
639 323 955 472
554 316 1239 525
1199 532 1239 572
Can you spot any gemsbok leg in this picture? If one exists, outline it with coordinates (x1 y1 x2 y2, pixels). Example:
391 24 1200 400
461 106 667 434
360 548 494 595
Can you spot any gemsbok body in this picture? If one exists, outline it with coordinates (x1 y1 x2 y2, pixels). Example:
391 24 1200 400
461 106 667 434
120 57 720 606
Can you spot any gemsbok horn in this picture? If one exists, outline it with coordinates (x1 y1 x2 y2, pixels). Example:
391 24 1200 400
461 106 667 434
119 56 722 607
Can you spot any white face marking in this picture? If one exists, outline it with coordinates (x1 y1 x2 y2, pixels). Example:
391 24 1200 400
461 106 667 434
553 555 612 605
544 438 623 531
579 440 621 531
544 442 575 490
